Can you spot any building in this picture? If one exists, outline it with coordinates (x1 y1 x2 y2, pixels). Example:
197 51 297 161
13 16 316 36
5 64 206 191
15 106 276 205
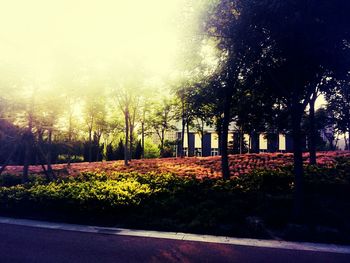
173 132 296 157
168 121 296 157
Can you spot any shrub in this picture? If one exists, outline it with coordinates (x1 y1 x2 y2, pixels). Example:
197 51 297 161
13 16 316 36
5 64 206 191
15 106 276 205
0 173 46 187
236 168 294 193
0 174 152 213
0 174 22 187
0 157 349 241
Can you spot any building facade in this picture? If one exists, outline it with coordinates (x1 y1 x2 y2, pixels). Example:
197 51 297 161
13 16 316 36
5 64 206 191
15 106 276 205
172 130 295 157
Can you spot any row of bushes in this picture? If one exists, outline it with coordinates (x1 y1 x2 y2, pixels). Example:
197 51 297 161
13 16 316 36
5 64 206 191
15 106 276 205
0 157 349 240
0 157 349 213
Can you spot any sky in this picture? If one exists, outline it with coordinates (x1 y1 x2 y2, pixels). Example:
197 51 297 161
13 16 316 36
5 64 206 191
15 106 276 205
0 0 327 108
0 0 195 93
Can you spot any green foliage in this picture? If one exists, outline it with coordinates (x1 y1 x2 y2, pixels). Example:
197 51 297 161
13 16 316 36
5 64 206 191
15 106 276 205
1 160 349 213
0 173 46 187
160 140 176 158
143 139 160 158
0 173 152 213
237 168 294 193
105 139 125 161
0 158 349 241
133 140 143 159
0 174 22 187
335 157 350 180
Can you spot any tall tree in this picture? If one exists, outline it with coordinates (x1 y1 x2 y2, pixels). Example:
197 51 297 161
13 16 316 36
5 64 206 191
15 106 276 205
203 0 350 217
238 0 350 218
115 74 144 165
203 0 258 179
83 92 106 162
148 98 176 156
326 77 350 150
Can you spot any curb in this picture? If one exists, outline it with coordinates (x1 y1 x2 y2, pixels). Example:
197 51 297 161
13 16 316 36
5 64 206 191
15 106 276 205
0 216 350 254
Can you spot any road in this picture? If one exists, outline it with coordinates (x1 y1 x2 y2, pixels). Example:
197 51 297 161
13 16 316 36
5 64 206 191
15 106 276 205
0 223 349 263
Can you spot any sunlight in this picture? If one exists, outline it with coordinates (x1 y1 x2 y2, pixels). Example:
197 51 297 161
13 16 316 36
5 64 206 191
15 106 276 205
0 0 187 85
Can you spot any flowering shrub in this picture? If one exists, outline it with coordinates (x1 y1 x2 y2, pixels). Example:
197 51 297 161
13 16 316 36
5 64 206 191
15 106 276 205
3 151 349 179
0 159 350 243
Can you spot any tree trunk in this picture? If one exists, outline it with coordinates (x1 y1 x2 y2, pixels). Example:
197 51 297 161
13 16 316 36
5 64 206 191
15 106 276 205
216 119 222 155
0 143 18 175
141 121 145 159
348 126 350 150
22 131 31 183
308 96 317 165
239 125 243 154
124 109 129 166
95 132 102 162
291 109 304 221
344 133 349 151
180 115 186 158
201 119 205 157
129 123 133 161
186 121 191 157
47 129 53 175
67 112 73 166
221 102 231 180
23 111 34 183
37 144 53 180
160 129 165 157
250 132 259 153
36 129 44 165
247 133 251 153
88 128 92 163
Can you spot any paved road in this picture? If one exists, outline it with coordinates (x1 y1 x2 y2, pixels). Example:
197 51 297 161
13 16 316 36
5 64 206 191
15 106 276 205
0 223 349 263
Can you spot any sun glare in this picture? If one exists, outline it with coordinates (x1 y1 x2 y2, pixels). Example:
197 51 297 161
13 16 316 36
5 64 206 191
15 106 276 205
0 0 189 87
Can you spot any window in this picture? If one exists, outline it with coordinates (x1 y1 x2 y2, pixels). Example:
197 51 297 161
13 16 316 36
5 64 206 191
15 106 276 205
259 134 268 151
195 148 202 157
211 148 219 156
279 134 286 151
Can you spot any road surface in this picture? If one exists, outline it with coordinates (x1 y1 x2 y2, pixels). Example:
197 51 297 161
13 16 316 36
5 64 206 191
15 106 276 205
0 223 349 263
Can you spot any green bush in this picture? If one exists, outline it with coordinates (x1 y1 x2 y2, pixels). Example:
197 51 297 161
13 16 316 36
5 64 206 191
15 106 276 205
0 173 46 187
335 157 350 181
0 157 349 241
0 174 22 187
236 168 294 193
0 174 152 213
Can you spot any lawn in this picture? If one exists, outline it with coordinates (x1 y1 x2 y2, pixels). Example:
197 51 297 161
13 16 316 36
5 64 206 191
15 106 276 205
1 152 350 244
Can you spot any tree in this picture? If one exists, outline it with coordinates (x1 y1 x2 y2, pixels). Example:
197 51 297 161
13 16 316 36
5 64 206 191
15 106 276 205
133 140 143 159
62 95 80 166
106 143 116 161
115 74 144 165
35 88 65 176
203 0 259 179
83 91 106 162
326 77 350 150
143 138 160 158
172 2 208 158
237 0 350 218
203 0 350 218
148 98 176 157
115 139 125 160
306 73 332 164
303 108 335 151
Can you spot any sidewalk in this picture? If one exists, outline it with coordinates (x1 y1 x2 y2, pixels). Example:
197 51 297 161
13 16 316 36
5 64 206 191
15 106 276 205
1 216 349 254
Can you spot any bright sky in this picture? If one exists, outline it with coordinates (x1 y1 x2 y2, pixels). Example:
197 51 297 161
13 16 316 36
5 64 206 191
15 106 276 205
0 0 192 88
